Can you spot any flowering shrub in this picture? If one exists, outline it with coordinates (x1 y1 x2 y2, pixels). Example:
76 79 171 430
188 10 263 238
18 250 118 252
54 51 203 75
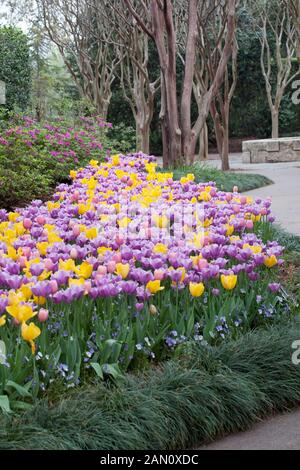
0 153 292 403
0 116 111 209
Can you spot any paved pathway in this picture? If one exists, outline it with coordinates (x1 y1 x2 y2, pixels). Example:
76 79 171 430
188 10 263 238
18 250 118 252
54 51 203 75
197 154 300 450
207 155 300 236
199 409 300 450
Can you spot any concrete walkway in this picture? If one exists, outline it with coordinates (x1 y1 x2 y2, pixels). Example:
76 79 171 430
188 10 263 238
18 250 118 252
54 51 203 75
197 154 300 450
206 154 300 236
200 409 300 450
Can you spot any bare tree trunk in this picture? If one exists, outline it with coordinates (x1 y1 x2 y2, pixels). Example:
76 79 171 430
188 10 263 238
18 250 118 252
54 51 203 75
180 0 198 164
136 121 150 154
271 107 279 139
198 122 208 161
221 108 230 171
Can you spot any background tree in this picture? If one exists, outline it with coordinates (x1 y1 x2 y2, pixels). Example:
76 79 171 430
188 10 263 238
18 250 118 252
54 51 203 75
37 0 121 120
0 26 31 111
110 4 160 154
123 0 237 167
284 0 300 61
253 0 300 138
194 1 239 170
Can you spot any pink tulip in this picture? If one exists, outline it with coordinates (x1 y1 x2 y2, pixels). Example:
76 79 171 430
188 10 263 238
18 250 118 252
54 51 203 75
112 252 122 263
240 196 247 205
49 280 58 294
115 234 124 246
23 218 32 230
44 258 54 271
36 215 45 226
245 220 254 230
38 309 49 323
19 256 27 268
71 191 79 202
107 261 116 273
84 281 92 293
154 269 165 281
22 247 31 257
70 248 78 259
97 266 107 275
198 259 209 270
72 225 80 237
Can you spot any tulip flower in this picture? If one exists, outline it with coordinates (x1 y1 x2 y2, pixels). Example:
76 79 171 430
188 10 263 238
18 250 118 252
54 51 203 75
146 280 164 294
221 274 238 290
6 304 36 323
115 263 130 279
38 308 49 322
0 315 6 327
189 282 205 297
264 255 278 268
21 321 41 354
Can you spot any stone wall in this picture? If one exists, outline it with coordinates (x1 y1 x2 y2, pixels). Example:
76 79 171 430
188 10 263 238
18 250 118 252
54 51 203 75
242 138 300 163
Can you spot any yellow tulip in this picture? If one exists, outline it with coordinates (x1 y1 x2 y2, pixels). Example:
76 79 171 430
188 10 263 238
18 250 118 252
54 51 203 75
7 291 25 306
8 212 20 222
70 170 77 179
6 304 35 323
226 224 234 236
189 282 205 297
146 280 164 294
118 217 132 228
221 274 238 290
153 243 168 254
75 261 93 279
36 242 49 256
153 214 169 229
21 322 41 354
19 284 33 301
59 259 76 272
112 154 120 166
0 315 6 327
115 263 130 280
264 255 278 268
85 228 97 239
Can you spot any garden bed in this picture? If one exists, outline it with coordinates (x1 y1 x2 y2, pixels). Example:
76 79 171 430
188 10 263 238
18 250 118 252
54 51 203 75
0 150 297 450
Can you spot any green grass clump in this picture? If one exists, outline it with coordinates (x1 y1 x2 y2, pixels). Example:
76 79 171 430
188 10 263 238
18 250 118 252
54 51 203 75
163 163 273 192
1 319 300 450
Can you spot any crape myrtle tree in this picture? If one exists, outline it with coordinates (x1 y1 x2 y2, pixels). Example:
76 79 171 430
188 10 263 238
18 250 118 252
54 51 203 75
107 3 160 154
123 0 238 168
253 0 300 138
177 0 239 169
284 0 300 62
37 0 121 120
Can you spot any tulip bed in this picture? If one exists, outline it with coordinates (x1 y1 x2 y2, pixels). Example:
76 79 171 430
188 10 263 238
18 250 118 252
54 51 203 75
0 152 294 407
